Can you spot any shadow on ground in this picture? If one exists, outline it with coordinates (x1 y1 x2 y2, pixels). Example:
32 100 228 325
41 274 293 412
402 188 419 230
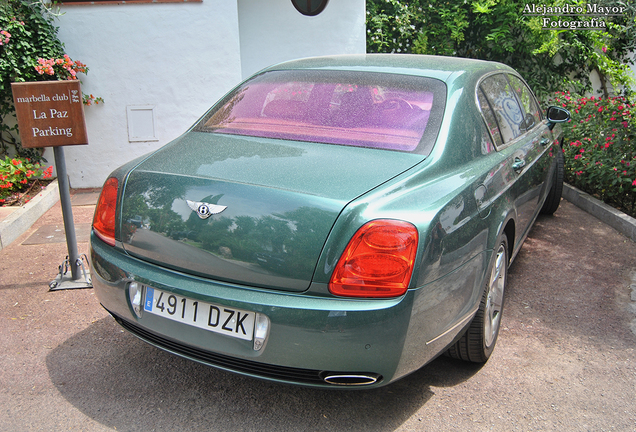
46 317 481 432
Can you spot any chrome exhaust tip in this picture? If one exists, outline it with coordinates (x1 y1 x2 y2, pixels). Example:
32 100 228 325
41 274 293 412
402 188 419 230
321 373 382 386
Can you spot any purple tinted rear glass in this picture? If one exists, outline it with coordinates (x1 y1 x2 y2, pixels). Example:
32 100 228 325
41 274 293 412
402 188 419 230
195 70 446 153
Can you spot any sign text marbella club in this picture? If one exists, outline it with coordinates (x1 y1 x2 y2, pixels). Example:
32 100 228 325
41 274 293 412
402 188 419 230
523 3 627 30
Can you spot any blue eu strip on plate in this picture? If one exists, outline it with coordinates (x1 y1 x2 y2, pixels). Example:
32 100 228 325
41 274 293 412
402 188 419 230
144 287 154 311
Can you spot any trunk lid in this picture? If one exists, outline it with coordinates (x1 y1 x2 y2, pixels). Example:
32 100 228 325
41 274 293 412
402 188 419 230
120 132 423 291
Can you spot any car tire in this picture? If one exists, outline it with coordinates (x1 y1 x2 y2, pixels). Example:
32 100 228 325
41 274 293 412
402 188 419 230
446 234 508 363
540 147 564 215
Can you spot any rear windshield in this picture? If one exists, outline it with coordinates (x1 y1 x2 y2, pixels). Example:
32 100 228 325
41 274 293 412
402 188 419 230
194 70 446 154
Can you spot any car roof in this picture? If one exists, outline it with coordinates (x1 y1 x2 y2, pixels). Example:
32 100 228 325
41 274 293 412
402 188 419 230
263 54 515 82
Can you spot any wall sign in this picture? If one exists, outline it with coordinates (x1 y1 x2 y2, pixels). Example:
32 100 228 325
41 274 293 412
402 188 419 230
11 80 88 148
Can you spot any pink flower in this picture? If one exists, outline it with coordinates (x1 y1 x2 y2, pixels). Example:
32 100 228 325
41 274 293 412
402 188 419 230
0 30 10 45
602 46 607 53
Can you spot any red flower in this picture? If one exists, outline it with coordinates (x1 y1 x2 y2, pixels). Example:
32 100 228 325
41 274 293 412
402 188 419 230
43 166 54 179
20 179 27 184
11 159 19 166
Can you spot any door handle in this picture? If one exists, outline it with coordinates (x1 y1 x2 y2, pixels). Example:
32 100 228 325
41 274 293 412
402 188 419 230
512 157 526 172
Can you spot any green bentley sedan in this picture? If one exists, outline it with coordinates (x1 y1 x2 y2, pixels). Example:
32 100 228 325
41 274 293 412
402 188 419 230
90 55 570 388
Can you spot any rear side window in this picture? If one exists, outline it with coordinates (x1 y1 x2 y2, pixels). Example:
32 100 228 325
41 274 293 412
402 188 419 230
194 70 446 154
478 74 523 144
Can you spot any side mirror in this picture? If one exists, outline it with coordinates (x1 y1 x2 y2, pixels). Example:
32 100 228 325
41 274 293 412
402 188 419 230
546 106 571 130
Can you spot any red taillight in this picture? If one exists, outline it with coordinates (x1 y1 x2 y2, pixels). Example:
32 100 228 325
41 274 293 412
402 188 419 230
329 219 418 298
93 177 119 246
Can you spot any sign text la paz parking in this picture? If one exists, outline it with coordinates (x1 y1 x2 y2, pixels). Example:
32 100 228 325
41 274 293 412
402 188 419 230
11 80 88 148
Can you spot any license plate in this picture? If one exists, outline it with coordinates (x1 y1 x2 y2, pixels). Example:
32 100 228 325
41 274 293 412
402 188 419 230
143 287 255 341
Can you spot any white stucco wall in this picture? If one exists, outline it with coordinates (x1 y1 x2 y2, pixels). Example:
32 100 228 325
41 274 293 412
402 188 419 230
51 0 243 188
237 0 367 79
50 0 366 188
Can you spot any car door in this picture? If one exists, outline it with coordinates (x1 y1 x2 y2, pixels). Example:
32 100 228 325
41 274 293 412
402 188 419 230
478 73 553 246
506 74 555 231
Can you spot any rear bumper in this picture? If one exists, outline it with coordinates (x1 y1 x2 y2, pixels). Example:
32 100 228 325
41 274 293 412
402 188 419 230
91 232 423 388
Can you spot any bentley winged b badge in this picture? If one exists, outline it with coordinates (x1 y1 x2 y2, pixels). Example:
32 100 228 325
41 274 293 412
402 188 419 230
186 200 227 219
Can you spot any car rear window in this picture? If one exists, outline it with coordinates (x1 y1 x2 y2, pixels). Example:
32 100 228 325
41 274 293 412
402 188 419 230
194 70 446 154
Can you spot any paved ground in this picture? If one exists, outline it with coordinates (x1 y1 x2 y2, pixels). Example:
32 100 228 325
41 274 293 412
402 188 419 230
1 195 635 431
